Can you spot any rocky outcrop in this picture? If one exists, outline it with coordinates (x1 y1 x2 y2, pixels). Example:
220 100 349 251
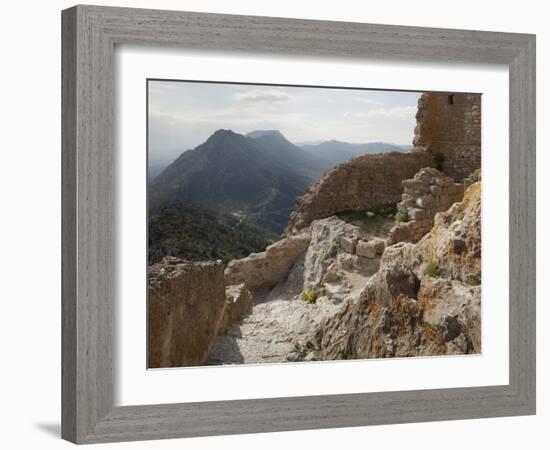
217 284 253 336
224 233 311 291
148 257 226 368
389 167 465 244
414 93 481 180
285 151 435 235
320 182 482 360
209 216 386 364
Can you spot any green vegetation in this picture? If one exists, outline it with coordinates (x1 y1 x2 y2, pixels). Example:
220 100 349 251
302 286 333 304
302 290 319 304
465 276 481 286
424 260 439 277
395 211 409 223
315 330 324 346
148 200 276 265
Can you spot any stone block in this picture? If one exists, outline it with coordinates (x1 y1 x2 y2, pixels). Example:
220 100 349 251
416 195 434 209
340 236 358 254
409 208 426 221
356 240 377 258
373 239 386 255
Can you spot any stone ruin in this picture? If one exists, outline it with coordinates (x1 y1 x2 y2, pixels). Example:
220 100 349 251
285 151 435 235
414 93 481 181
285 92 481 235
388 167 466 244
147 91 482 366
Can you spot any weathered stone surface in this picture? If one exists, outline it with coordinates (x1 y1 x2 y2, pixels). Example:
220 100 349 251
224 232 311 291
320 182 481 360
217 284 253 336
356 240 377 258
207 293 354 365
148 257 226 368
373 239 385 255
285 151 436 235
301 216 373 291
208 216 381 364
340 236 358 254
414 93 481 181
389 167 465 244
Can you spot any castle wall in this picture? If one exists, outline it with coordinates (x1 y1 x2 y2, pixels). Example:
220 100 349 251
413 93 481 180
388 168 465 244
285 151 435 234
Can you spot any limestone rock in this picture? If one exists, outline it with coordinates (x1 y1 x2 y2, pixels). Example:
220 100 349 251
356 239 385 258
224 232 311 291
320 183 481 360
148 257 226 368
217 284 253 335
296 216 385 292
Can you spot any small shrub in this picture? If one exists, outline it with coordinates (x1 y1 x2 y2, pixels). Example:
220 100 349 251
315 330 324 346
424 260 438 277
395 211 409 223
465 276 481 286
318 287 332 299
302 290 319 304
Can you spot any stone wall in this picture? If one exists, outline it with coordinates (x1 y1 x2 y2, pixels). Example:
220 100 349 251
413 93 481 180
148 257 226 368
285 151 435 235
388 168 465 244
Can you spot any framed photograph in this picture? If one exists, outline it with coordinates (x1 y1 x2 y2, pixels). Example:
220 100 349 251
62 5 536 444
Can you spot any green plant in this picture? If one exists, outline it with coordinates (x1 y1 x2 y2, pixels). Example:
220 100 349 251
465 276 481 286
302 290 319 304
315 330 324 346
318 287 332 299
395 211 409 223
424 260 439 277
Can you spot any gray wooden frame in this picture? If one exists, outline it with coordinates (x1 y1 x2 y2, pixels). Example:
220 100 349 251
62 4 536 444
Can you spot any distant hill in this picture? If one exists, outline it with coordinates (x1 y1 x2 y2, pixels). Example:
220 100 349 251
246 130 332 179
148 200 275 264
148 158 175 182
300 140 407 165
149 129 328 234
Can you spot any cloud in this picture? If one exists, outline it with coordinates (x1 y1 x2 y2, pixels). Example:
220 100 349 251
351 105 417 119
356 97 383 106
234 89 292 103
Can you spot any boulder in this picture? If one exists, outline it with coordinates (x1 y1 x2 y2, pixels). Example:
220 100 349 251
224 232 311 291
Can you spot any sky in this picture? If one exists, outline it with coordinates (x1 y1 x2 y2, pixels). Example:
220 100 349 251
148 80 421 164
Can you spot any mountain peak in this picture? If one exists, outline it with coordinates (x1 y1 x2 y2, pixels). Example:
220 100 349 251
204 129 243 145
246 130 285 139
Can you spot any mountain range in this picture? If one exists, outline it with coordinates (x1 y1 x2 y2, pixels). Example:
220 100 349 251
148 129 411 262
149 129 332 234
300 140 408 165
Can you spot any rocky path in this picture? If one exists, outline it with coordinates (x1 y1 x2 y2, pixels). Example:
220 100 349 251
207 289 356 365
207 215 388 365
